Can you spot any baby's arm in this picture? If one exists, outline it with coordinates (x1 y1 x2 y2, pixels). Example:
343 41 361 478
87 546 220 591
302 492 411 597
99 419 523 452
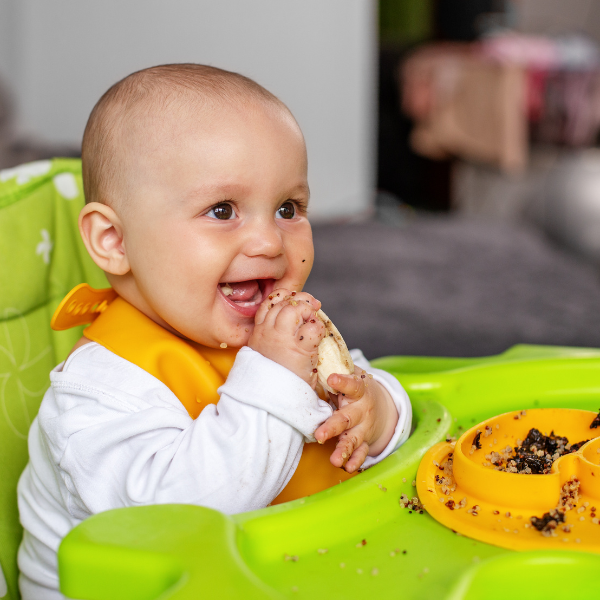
42 342 333 517
315 349 412 472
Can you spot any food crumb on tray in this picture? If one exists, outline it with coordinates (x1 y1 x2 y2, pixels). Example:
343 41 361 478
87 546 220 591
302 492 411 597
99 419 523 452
486 427 591 475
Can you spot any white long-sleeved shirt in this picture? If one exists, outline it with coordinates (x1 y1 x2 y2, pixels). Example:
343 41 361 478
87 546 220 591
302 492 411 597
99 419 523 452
17 343 412 599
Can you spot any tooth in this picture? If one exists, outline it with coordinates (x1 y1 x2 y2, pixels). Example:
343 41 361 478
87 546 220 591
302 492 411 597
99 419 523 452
221 283 233 296
315 309 354 394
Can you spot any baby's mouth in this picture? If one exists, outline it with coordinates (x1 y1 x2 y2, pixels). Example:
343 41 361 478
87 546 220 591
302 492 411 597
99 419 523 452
218 279 274 317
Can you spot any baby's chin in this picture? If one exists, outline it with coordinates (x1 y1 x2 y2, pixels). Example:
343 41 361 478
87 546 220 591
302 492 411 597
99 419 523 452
218 327 253 349
180 322 254 350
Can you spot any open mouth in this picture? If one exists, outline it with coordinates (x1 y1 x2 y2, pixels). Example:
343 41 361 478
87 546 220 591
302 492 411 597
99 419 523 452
218 279 276 317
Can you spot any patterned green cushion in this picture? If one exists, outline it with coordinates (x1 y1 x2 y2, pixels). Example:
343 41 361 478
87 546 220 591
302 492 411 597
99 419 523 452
0 159 107 599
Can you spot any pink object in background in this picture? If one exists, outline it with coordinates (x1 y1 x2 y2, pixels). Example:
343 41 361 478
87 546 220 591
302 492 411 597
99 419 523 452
401 45 528 173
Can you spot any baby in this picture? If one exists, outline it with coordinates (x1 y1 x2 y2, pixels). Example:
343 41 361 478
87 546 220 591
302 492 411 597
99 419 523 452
17 64 412 599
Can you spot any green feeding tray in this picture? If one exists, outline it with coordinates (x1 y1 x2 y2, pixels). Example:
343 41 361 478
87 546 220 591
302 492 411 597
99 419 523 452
59 345 600 600
2 159 600 599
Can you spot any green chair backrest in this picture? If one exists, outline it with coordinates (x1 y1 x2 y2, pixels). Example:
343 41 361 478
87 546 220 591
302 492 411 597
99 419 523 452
0 159 107 599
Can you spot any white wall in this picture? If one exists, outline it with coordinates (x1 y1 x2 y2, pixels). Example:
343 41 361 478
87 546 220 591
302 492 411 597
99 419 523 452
0 0 377 219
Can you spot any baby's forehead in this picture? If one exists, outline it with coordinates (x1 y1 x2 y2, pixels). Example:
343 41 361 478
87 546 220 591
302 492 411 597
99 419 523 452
121 91 289 156
116 95 306 207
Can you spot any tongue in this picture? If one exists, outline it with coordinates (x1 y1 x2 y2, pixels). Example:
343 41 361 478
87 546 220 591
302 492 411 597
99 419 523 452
226 280 259 301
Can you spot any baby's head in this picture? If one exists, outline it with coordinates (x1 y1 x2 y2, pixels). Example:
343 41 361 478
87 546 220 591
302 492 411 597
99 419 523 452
79 64 313 348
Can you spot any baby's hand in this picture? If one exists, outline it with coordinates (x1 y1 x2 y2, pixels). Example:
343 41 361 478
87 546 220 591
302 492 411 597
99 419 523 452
314 367 398 473
248 289 326 388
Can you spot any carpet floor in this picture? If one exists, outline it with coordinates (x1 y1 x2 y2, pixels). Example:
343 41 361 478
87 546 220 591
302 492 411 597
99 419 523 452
306 215 600 360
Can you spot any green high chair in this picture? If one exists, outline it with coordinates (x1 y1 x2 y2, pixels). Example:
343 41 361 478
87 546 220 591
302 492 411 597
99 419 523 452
3 159 600 600
0 158 108 599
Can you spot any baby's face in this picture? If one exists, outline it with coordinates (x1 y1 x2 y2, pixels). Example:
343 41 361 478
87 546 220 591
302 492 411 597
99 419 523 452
118 100 313 348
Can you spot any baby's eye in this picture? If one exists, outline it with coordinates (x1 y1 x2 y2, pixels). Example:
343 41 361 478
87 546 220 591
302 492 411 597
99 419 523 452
276 201 296 220
207 203 236 220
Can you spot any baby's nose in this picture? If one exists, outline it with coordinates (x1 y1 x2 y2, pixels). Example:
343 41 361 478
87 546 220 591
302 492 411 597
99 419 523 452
243 220 284 258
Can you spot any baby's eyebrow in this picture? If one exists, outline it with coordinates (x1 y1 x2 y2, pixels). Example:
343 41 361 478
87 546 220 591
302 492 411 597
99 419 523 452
183 182 251 202
290 182 310 200
183 181 310 204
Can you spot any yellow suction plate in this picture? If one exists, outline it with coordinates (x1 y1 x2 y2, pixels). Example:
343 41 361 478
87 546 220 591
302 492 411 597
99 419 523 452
417 408 600 553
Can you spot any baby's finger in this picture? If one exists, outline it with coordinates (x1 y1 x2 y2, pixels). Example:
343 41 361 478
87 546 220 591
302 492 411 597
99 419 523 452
314 401 364 444
344 441 369 473
329 426 367 468
297 316 326 351
273 302 319 336
259 291 307 330
254 288 291 325
326 369 367 401
287 291 321 311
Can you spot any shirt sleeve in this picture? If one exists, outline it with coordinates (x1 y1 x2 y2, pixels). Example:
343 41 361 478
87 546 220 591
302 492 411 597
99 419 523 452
349 349 413 469
42 345 332 517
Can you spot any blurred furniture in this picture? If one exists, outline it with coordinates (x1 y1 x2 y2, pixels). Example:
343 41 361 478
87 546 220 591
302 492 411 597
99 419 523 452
541 148 600 262
402 43 527 173
400 34 600 175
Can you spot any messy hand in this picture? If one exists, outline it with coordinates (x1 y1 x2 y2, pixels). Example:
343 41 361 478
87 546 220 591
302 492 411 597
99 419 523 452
248 288 326 388
314 367 398 473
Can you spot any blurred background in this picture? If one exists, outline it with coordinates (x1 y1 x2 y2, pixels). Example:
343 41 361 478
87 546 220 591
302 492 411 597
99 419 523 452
4 0 600 358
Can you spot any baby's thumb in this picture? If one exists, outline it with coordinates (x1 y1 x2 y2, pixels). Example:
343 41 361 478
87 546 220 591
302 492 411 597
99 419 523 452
326 372 365 400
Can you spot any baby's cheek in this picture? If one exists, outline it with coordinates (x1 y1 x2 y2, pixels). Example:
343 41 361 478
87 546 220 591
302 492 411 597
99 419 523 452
287 231 314 288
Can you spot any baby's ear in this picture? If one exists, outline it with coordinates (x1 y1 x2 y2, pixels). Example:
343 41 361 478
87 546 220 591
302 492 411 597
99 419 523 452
79 202 130 276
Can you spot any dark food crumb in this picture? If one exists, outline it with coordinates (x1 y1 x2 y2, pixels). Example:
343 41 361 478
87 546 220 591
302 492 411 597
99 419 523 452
473 431 482 450
591 409 600 429
530 508 565 536
284 553 299 562
531 477 580 537
493 428 590 475
399 494 425 512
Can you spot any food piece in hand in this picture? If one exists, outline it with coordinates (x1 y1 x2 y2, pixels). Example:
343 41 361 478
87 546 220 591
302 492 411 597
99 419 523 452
315 309 354 394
